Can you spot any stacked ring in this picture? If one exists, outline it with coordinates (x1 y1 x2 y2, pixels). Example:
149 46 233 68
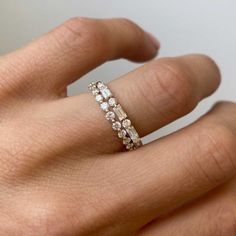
88 81 143 150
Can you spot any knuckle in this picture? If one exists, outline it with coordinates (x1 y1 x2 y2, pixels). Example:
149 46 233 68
17 192 127 236
55 17 108 56
192 123 236 184
141 59 196 116
18 196 74 236
61 17 95 36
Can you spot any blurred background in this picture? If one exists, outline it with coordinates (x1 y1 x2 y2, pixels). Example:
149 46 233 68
0 0 235 142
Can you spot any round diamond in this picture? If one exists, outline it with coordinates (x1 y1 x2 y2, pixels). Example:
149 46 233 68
126 143 134 150
95 94 103 102
122 119 131 128
118 129 127 138
105 111 115 120
112 121 121 130
88 82 96 90
100 102 109 111
123 137 131 145
92 88 99 95
97 82 106 90
108 98 116 107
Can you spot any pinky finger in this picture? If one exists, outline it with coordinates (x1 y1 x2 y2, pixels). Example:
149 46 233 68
138 186 236 236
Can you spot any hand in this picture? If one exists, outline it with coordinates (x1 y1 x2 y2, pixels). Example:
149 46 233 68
0 17 235 236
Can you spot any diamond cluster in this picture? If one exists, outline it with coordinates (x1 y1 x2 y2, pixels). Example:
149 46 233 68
88 81 142 150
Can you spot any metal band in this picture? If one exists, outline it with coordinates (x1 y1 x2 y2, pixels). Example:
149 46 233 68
88 81 142 150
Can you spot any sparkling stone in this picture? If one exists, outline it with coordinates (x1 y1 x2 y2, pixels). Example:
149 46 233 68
101 88 112 99
122 119 131 128
92 88 99 95
88 82 96 90
126 143 134 150
95 94 103 102
108 98 117 107
123 137 131 145
127 126 139 143
113 104 127 121
97 81 106 90
112 121 121 130
105 111 115 120
118 129 127 138
100 102 109 111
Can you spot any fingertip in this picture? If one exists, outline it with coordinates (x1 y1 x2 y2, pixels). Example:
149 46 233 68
126 32 161 63
146 32 161 50
177 54 221 98
134 31 160 62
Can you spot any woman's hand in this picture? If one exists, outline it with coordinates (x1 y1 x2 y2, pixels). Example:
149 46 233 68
0 17 235 236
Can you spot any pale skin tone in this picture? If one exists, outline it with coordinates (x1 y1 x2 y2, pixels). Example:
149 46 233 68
0 17 236 236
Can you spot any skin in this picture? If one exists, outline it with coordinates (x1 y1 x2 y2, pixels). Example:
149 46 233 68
0 17 235 236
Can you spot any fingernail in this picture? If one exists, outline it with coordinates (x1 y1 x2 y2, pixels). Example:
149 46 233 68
146 32 160 50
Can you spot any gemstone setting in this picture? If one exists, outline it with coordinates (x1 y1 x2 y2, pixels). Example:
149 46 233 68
100 88 112 99
108 98 117 107
88 82 96 91
92 88 99 95
95 94 103 102
106 111 115 120
97 81 106 90
89 81 142 151
113 104 127 121
118 129 127 138
127 126 140 143
112 121 121 130
100 102 109 111
126 143 134 150
123 137 131 145
122 119 131 128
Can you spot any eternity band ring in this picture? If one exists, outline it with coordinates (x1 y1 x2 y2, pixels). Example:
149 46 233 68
88 81 143 151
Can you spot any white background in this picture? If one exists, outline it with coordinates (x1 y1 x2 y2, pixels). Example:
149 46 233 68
0 0 235 142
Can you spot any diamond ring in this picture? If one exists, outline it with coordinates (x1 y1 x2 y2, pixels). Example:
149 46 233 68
88 81 142 150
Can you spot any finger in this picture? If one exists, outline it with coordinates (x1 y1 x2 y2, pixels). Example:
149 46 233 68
0 17 159 96
49 54 220 153
104 102 236 228
138 184 236 236
109 54 220 136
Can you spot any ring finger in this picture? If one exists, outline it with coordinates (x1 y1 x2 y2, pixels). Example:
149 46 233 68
46 53 221 153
